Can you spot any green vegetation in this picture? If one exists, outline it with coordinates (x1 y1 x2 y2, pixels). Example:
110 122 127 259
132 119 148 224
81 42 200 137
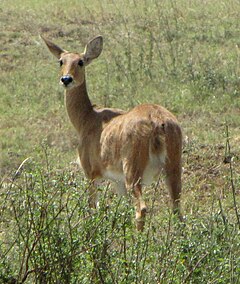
1 0 240 283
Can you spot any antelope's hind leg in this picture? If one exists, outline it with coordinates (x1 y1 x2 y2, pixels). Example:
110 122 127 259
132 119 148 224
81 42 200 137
165 164 183 221
124 180 147 231
133 183 147 231
123 146 149 231
164 121 183 221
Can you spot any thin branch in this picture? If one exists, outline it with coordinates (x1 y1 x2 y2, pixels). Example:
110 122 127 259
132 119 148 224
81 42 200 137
183 252 209 283
225 124 240 229
13 157 31 180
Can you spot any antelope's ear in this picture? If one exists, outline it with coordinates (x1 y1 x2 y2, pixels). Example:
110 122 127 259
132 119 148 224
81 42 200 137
41 35 66 59
83 36 103 65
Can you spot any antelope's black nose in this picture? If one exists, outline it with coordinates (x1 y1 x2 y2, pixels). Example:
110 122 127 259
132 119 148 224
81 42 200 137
61 75 73 86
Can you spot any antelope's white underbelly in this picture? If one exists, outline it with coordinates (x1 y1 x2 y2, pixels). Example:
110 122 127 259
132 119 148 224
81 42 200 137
102 151 166 186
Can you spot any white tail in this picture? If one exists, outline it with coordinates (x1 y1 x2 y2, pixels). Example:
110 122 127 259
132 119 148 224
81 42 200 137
41 35 183 231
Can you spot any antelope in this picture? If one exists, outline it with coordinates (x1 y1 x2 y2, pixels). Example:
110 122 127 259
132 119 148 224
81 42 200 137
41 35 183 231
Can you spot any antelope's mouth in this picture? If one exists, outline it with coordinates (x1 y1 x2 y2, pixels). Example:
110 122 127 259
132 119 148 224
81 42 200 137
60 81 74 89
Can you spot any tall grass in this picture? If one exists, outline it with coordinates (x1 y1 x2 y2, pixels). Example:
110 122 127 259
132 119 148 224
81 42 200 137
1 152 240 283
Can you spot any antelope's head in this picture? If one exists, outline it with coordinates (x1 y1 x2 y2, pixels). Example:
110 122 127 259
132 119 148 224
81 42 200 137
41 35 103 89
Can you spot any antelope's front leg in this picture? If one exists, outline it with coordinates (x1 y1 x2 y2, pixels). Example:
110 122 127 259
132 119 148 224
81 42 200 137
88 181 99 209
115 182 127 197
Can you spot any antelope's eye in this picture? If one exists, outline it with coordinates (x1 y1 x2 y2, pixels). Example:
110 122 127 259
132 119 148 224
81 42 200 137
59 60 63 67
78 59 84 67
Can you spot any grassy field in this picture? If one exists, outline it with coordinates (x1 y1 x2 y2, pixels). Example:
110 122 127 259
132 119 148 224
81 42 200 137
1 0 240 283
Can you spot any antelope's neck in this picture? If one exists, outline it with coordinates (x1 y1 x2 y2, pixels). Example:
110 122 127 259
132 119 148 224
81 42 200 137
64 80 93 134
